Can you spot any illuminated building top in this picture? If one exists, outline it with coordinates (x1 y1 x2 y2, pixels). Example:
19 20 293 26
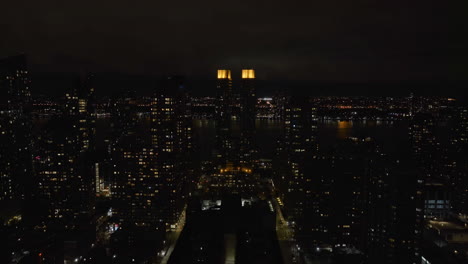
217 69 232 80
242 69 255 79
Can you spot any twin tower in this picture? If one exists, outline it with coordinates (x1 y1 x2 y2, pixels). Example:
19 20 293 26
217 69 255 80
215 69 257 168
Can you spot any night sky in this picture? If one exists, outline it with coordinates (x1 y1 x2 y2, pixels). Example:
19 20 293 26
0 0 461 83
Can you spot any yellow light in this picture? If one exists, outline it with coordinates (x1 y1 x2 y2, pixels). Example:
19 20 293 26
242 69 255 79
217 69 231 80
337 121 352 129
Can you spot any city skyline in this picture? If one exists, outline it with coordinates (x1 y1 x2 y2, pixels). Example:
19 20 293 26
13 70 466 102
2 58 467 263
0 4 464 260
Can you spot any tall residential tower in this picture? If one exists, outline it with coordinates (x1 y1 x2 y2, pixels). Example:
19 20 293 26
0 55 33 202
214 69 235 166
240 69 257 167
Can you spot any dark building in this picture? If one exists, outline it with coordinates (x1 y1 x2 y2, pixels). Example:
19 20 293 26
110 88 139 139
0 55 33 204
27 77 97 263
169 195 280 264
33 117 95 230
449 107 468 216
110 135 165 245
108 87 168 256
214 69 236 166
150 76 193 231
239 69 257 167
0 55 32 200
0 55 31 112
275 96 318 238
109 76 193 259
211 69 260 197
365 158 424 264
423 183 451 220
409 112 441 180
32 76 97 229
295 137 375 251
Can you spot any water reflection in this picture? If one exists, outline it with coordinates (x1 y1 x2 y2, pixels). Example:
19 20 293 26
337 121 353 139
34 117 410 160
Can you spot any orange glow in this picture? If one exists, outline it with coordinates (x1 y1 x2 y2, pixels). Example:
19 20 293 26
242 69 255 79
337 121 352 129
337 121 352 139
219 166 252 174
336 105 352 109
217 69 232 80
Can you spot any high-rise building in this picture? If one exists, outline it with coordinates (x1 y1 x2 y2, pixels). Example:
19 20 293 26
0 55 31 112
110 87 138 139
288 137 372 249
33 117 94 229
214 69 236 166
111 135 164 235
150 76 193 231
239 69 257 167
63 74 96 153
409 113 441 179
275 96 318 237
365 159 424 264
108 89 164 250
0 55 33 202
32 78 96 230
211 69 259 197
423 183 451 219
449 107 468 215
110 76 193 250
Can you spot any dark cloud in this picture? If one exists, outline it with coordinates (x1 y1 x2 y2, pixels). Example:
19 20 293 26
0 0 459 82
